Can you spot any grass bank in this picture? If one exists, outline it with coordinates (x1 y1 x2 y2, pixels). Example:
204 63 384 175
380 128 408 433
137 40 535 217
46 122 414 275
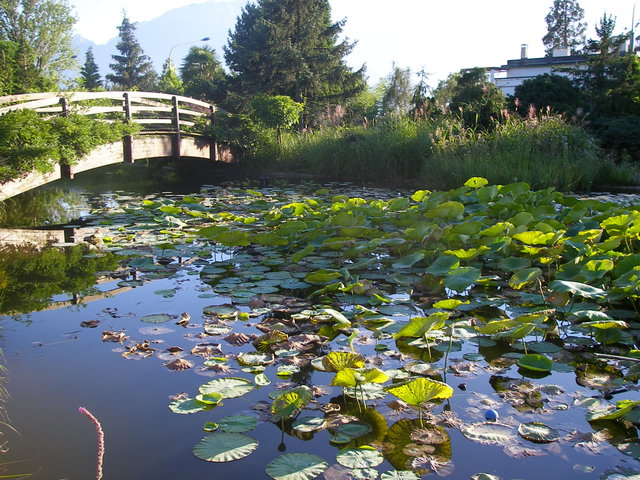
248 115 635 192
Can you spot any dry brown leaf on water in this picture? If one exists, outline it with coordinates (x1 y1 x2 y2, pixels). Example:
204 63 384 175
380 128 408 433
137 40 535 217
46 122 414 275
410 457 455 477
191 342 222 357
206 363 233 374
165 358 194 371
80 320 100 328
176 312 191 326
286 334 323 351
102 330 128 343
168 392 189 401
122 340 155 358
387 399 408 411
224 332 256 345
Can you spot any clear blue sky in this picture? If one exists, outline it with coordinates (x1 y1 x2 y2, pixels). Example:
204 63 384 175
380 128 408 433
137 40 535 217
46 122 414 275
70 0 638 87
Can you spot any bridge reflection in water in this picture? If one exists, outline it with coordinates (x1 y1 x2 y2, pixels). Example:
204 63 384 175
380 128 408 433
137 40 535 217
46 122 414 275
0 91 231 201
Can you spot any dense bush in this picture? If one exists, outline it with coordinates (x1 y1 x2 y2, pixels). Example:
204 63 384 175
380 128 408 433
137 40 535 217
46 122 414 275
0 110 138 183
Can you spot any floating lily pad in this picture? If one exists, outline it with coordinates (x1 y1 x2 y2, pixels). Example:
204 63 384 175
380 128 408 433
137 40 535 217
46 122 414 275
380 471 420 480
335 422 372 439
470 474 502 480
292 416 327 433
238 351 274 366
141 313 172 324
169 397 209 415
204 324 233 336
517 422 560 443
265 453 328 480
336 445 384 468
195 393 223 405
217 414 257 433
460 422 516 445
517 354 553 372
193 432 258 462
199 377 255 398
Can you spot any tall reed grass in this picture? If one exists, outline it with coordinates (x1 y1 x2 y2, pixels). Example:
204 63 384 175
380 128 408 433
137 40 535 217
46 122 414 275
254 114 634 191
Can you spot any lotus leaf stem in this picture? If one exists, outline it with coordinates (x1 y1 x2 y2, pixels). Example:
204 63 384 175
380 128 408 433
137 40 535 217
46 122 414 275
79 407 104 480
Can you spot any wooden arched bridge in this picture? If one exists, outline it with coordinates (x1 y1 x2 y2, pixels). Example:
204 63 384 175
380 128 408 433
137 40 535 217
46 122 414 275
0 91 230 201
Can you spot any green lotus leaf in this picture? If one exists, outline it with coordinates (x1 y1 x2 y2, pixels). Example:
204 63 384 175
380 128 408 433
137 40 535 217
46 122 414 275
385 377 453 406
291 245 315 263
322 351 365 372
204 324 232 335
265 453 328 480
331 368 389 388
335 422 373 439
425 254 460 276
195 393 223 405
169 397 210 414
587 400 640 421
494 323 536 341
464 177 489 188
336 445 384 469
577 319 628 330
251 232 289 246
271 386 313 420
508 267 542 290
292 416 327 433
322 308 351 326
199 377 254 398
517 422 560 443
277 365 300 376
470 474 502 480
215 230 250 247
380 471 421 480
203 305 239 317
344 383 387 400
140 313 172 324
254 373 271 386
548 280 606 298
193 432 258 462
425 201 464 219
460 422 516 445
432 299 469 310
217 414 258 433
517 353 552 372
444 267 481 293
444 246 489 260
305 269 342 284
253 330 288 352
480 222 514 237
394 312 448 338
392 252 425 269
513 231 556 246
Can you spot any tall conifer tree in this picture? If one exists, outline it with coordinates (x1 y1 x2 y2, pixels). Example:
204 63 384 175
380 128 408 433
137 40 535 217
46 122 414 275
107 13 157 90
224 0 365 119
542 0 587 55
80 47 102 90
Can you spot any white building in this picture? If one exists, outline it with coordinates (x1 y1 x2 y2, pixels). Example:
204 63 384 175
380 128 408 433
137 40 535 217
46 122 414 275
486 44 587 97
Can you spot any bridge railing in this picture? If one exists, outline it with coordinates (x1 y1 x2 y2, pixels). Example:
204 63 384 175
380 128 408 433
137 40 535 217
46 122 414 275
0 91 217 132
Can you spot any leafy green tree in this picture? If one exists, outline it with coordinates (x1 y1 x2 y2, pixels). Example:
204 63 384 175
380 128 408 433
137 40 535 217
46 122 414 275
512 73 582 116
379 64 413 116
158 59 184 95
224 0 365 122
107 13 157 90
435 68 506 129
251 94 304 142
542 0 587 55
80 47 102 90
0 0 77 92
0 39 18 94
180 46 226 103
410 69 432 120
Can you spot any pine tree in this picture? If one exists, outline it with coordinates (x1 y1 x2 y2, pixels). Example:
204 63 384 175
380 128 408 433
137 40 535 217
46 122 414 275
224 0 365 119
158 59 184 95
542 0 587 55
80 47 102 90
106 13 157 90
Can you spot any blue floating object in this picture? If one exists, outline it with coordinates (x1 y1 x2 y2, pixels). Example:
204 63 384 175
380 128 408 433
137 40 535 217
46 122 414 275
484 409 499 421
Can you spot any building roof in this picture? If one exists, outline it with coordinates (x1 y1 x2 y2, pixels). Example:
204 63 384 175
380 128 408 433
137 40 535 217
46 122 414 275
501 54 587 69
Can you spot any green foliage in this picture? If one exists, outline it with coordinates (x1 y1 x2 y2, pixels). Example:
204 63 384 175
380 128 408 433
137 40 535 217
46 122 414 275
107 13 157 90
0 109 138 182
180 45 227 103
157 59 184 95
224 0 366 118
542 0 586 55
80 47 102 91
0 0 77 92
512 73 582 116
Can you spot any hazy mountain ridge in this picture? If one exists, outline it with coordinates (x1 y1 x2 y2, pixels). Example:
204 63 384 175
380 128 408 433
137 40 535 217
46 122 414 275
72 0 247 83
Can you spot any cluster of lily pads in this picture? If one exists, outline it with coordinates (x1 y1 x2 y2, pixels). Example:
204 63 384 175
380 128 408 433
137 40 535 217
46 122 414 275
82 177 640 479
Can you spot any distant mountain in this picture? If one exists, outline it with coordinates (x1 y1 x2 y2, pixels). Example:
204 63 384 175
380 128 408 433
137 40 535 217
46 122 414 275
72 0 247 83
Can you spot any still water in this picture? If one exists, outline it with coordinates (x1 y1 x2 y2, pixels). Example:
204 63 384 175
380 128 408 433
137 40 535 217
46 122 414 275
0 159 639 480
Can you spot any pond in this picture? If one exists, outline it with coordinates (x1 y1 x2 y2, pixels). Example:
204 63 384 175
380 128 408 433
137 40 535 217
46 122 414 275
1 161 640 480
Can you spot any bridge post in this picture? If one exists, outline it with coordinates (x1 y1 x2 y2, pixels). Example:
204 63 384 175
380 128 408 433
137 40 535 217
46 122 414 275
59 97 74 179
123 92 133 163
171 96 181 160
209 106 218 161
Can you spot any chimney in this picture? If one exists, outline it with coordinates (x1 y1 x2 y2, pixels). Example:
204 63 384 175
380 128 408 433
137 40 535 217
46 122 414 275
521 44 528 59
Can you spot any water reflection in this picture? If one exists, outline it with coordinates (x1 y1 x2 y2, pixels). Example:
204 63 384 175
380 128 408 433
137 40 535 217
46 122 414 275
0 244 119 314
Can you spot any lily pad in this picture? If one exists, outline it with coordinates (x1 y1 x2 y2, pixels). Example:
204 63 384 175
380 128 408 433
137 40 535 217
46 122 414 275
265 453 328 480
140 313 172 324
199 377 255 398
460 422 516 445
169 397 209 414
217 414 258 433
292 416 327 433
193 432 258 462
517 354 553 372
517 422 560 443
336 445 384 468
